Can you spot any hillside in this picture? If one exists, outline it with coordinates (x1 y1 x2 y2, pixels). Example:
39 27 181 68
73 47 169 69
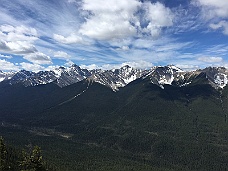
0 66 228 170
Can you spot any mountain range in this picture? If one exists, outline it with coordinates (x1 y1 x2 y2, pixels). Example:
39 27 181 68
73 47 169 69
1 64 228 91
0 64 228 171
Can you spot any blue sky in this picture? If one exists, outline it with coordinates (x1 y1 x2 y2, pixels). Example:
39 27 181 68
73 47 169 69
0 0 228 71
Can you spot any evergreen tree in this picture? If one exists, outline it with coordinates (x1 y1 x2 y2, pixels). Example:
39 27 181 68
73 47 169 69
20 145 46 171
0 136 7 171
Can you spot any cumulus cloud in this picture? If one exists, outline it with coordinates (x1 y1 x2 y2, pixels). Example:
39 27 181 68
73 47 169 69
53 51 71 59
79 0 140 40
23 52 52 65
20 62 45 72
0 41 37 54
0 24 38 54
79 0 174 40
198 56 223 63
143 2 174 38
0 59 20 71
210 21 228 35
0 25 38 41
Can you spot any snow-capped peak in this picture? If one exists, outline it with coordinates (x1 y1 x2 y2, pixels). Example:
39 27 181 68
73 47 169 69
1 64 228 90
167 65 183 72
0 70 16 82
90 65 147 91
53 67 65 78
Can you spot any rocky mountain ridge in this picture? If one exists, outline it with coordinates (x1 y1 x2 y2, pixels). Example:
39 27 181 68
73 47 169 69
0 65 228 90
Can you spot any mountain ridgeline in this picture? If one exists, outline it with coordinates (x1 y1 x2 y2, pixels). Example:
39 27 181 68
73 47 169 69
0 65 228 171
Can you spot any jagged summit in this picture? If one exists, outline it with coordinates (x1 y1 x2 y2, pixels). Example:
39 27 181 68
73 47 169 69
0 64 228 90
90 65 146 91
0 70 15 82
145 65 228 89
201 67 228 89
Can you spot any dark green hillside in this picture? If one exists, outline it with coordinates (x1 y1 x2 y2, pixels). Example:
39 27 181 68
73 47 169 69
0 80 89 122
0 77 228 170
36 80 120 130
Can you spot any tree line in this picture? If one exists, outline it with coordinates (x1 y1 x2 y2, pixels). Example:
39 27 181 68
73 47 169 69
0 136 55 171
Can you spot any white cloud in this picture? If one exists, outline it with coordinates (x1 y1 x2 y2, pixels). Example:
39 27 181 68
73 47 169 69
0 24 38 54
53 51 71 59
64 60 74 67
0 59 20 71
53 34 84 44
79 0 140 40
45 65 60 71
80 60 153 70
194 0 228 35
204 44 228 56
0 25 38 41
23 52 52 65
20 62 45 72
143 2 174 38
116 46 130 51
79 0 174 40
0 54 12 59
176 64 199 71
194 0 228 19
80 64 99 70
0 41 37 54
210 21 228 35
122 61 153 69
198 56 223 63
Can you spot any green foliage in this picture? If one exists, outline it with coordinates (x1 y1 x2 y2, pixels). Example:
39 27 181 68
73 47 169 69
0 77 228 170
0 136 7 170
0 137 51 171
20 145 46 171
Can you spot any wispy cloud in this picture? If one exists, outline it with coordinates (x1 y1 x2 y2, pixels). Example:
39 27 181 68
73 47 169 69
0 0 227 71
193 0 228 35
53 34 84 44
198 56 223 63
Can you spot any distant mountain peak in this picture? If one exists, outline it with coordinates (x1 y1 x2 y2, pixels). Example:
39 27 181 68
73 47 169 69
71 64 79 67
90 65 146 91
1 64 228 90
120 65 131 69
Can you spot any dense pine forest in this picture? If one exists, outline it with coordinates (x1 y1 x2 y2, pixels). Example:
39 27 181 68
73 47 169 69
0 74 228 170
0 136 55 171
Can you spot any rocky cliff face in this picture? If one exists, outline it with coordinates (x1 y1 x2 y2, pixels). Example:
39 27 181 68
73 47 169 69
1 65 228 91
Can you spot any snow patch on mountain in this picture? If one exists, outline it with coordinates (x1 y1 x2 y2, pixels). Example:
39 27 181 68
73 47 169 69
0 71 15 83
214 73 228 89
158 74 174 85
1 65 228 90
90 65 146 91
